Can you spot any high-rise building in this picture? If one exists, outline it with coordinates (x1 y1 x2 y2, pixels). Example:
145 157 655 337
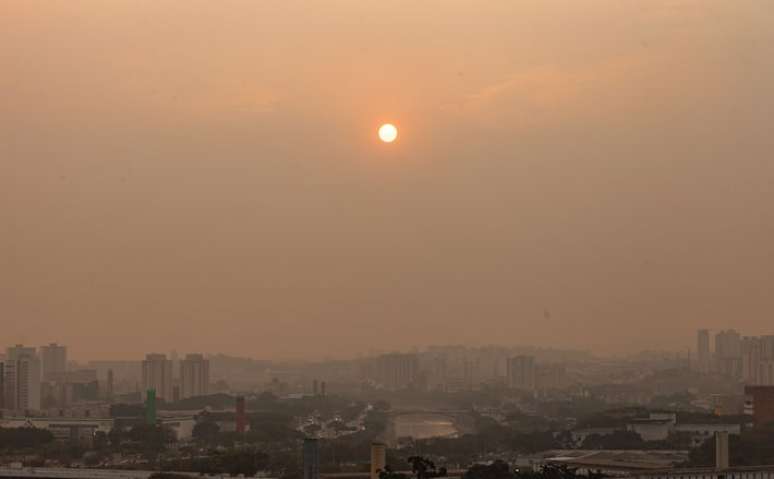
536 363 567 391
40 343 67 381
507 355 536 391
141 354 173 401
370 353 419 390
697 329 711 373
737 335 774 386
6 345 37 362
3 345 41 411
180 353 210 399
715 330 742 378
303 438 320 479
759 360 774 386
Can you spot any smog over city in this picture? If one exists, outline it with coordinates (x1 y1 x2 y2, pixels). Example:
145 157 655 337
2 0 774 477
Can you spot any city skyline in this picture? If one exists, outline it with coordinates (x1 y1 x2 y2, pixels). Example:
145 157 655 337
3 0 774 473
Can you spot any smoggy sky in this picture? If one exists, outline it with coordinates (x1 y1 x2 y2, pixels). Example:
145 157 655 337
2 0 774 360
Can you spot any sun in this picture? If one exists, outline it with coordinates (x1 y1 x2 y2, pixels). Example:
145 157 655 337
378 123 398 143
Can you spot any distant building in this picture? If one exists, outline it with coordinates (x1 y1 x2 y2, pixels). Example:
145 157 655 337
106 369 114 401
745 385 774 427
507 355 536 391
0 415 113 445
626 414 676 442
369 353 419 390
715 330 742 378
697 329 711 373
40 343 67 381
142 354 173 401
180 353 210 399
303 438 320 479
41 369 99 408
741 336 774 386
3 345 42 411
87 360 142 396
536 363 567 391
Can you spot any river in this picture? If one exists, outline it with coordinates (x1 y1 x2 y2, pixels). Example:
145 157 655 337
392 413 460 440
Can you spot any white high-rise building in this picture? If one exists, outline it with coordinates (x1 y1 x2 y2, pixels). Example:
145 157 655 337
3 345 41 411
141 353 173 401
180 354 210 399
40 343 67 381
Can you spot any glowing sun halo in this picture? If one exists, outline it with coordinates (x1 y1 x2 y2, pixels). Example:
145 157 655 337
378 123 398 143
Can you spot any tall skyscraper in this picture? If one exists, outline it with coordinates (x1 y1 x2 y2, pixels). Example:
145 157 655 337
303 438 320 479
715 330 742 378
180 353 210 399
507 355 536 391
141 354 173 401
697 329 711 373
40 343 67 381
3 345 41 411
13 355 41 410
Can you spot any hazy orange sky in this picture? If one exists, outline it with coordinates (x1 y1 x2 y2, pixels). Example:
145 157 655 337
2 0 773 360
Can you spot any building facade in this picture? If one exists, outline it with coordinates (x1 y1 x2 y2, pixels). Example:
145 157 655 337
507 355 536 391
141 353 173 401
697 329 711 373
745 385 774 427
180 353 210 399
3 345 42 411
368 353 419 390
40 343 67 381
715 330 742 378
